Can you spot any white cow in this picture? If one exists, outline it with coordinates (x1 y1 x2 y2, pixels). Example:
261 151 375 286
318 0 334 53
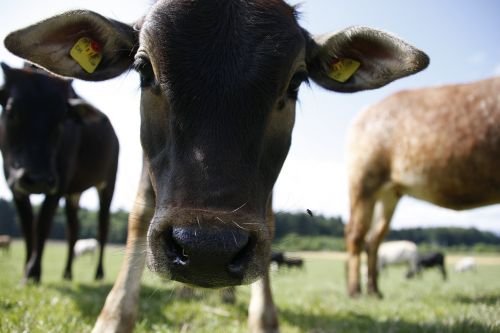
74 238 98 258
454 257 476 272
0 235 11 254
377 240 418 274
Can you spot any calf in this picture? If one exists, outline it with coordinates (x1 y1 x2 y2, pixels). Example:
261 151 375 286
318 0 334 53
4 1 428 331
411 252 447 280
0 63 119 282
0 234 11 254
346 76 500 298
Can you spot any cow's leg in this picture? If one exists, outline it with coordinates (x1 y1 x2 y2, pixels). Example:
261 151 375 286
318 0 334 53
12 194 34 266
365 189 399 298
92 163 154 333
248 195 278 333
25 195 60 282
63 194 81 280
95 184 115 280
440 261 447 281
345 197 375 297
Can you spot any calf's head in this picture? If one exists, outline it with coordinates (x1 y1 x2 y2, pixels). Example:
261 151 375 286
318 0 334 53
4 0 428 287
0 63 73 194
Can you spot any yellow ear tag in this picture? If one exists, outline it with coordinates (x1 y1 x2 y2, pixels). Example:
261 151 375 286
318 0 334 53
328 58 361 83
69 37 102 73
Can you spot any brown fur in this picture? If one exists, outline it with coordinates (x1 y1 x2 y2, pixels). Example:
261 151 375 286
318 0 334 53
346 76 500 297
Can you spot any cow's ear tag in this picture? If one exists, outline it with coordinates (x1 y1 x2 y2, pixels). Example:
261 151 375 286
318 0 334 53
70 37 102 74
327 58 361 83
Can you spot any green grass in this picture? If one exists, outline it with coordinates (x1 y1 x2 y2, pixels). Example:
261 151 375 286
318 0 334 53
1 241 500 332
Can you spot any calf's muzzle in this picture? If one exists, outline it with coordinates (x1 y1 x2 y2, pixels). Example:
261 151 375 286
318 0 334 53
14 169 57 194
147 208 270 288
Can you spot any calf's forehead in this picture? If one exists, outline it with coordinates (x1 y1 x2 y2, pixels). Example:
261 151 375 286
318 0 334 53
139 0 305 93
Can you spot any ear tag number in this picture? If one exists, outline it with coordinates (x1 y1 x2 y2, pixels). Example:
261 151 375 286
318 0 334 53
70 37 102 73
328 58 360 83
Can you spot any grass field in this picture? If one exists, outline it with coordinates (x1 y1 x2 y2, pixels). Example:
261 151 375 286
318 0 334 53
1 241 499 333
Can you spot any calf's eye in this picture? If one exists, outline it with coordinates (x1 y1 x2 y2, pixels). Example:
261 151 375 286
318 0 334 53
287 71 308 100
134 57 156 88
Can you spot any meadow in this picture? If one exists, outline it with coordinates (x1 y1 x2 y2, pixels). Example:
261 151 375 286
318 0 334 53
1 241 499 333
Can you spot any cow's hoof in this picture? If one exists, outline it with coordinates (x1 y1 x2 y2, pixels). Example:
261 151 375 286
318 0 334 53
63 271 72 280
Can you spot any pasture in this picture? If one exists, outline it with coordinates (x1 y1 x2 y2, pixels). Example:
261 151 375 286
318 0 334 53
1 241 499 333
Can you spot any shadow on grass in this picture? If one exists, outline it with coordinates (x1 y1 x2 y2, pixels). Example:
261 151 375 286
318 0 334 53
277 307 498 333
453 292 500 306
48 282 182 330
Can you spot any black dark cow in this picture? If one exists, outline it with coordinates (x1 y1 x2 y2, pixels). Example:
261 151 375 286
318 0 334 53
271 251 303 269
5 0 428 331
0 63 119 282
408 252 447 281
271 252 285 266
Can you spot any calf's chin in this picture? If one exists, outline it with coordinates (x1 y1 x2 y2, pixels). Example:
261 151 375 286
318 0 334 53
146 207 271 288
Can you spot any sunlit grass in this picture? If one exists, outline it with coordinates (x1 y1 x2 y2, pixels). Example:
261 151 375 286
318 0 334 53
1 241 499 332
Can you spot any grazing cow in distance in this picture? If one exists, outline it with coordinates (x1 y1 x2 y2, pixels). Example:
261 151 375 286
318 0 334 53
377 241 418 278
409 251 447 280
271 252 303 269
0 63 119 282
74 238 98 258
283 257 303 269
4 0 428 331
346 76 500 298
0 234 11 254
271 252 285 267
455 256 476 272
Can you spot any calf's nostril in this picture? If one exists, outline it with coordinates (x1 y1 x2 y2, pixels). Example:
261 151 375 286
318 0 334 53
228 235 256 277
164 227 189 266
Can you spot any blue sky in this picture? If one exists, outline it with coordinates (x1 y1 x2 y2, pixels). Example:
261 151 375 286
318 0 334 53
1 1 500 232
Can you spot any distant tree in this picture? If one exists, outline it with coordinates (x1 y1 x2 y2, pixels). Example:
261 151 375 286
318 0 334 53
387 227 500 246
274 212 345 240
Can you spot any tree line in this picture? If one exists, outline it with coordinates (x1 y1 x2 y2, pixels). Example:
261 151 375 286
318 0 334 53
0 198 499 251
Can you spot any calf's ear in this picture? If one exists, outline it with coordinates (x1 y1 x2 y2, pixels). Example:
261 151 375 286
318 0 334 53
306 26 429 92
4 10 138 81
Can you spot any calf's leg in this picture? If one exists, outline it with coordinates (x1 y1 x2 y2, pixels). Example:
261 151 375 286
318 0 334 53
95 184 114 280
248 271 279 333
63 194 81 280
440 262 447 281
92 165 153 333
248 196 278 333
13 195 34 266
25 195 60 282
